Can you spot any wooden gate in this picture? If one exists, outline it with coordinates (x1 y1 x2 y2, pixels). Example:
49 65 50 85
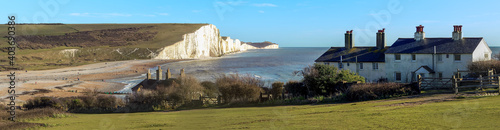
418 75 453 90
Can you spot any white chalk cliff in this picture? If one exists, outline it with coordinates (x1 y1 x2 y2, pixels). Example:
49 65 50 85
153 24 278 59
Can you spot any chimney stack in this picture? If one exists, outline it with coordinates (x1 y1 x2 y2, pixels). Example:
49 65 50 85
147 69 151 80
414 25 425 41
376 28 386 50
156 66 162 81
166 68 171 79
452 25 462 40
345 30 354 49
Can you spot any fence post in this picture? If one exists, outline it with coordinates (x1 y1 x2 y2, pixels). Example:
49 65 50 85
453 75 458 94
479 75 483 94
417 75 422 92
498 76 500 94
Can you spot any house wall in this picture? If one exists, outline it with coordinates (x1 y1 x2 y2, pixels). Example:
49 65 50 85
320 62 385 83
385 53 471 83
472 39 492 62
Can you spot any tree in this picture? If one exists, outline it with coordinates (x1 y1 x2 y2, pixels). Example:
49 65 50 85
270 82 284 99
297 63 365 96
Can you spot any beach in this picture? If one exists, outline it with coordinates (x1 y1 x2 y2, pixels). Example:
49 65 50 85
0 59 186 103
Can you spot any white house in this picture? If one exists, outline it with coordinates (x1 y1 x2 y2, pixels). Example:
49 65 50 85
384 25 491 82
316 25 492 83
315 29 388 82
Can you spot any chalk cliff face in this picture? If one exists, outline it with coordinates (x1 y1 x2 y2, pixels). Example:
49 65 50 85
154 24 246 59
154 24 278 59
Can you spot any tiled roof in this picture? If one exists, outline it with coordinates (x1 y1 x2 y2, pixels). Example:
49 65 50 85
385 38 484 54
315 47 387 62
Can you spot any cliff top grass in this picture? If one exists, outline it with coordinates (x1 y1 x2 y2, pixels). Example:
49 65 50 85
0 23 209 70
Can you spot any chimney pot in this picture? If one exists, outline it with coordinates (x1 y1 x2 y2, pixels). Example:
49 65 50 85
376 29 386 49
452 25 463 40
414 25 425 41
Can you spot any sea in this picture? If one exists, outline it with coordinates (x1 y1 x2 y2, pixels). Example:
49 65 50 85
112 46 500 93
112 47 330 93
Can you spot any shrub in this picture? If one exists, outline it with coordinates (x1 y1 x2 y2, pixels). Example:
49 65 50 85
23 97 65 110
284 81 307 97
345 83 417 101
467 60 500 77
216 74 263 103
297 63 365 96
270 82 284 100
201 81 219 97
165 76 204 106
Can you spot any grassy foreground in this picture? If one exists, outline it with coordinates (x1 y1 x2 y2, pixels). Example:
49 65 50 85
28 94 500 129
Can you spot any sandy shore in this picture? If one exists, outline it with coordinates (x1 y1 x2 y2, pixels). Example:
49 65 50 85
0 59 186 104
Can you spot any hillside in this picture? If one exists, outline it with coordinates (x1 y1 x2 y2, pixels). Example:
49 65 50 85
22 94 500 129
0 24 243 70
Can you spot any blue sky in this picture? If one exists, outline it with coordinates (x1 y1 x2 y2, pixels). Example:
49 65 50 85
3 0 500 47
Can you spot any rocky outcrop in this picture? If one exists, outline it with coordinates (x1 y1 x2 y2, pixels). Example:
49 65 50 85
242 41 279 49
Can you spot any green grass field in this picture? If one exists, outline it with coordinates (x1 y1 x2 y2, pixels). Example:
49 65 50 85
27 94 500 129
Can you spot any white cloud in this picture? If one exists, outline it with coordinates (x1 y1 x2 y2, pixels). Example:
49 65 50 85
158 13 169 16
252 3 277 7
258 10 265 13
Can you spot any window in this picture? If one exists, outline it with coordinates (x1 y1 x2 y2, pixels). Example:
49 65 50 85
347 63 350 66
485 54 489 59
359 63 363 69
411 54 416 61
438 72 443 80
395 54 401 61
437 54 442 61
395 72 401 81
454 54 461 61
338 62 343 69
446 54 449 58
372 63 378 70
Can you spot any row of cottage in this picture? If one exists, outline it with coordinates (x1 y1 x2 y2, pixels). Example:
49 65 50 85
315 25 492 83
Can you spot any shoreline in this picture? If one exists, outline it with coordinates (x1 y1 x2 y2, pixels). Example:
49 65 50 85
0 59 189 103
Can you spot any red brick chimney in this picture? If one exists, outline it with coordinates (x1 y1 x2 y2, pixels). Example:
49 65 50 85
452 25 462 40
345 30 354 49
376 28 385 49
414 25 425 41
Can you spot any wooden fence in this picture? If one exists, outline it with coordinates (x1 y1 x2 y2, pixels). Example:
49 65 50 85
453 74 500 94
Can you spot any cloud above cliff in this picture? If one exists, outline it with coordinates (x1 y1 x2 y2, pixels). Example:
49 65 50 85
252 3 277 7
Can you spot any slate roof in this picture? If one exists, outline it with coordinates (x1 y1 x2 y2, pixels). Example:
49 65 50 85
415 65 435 73
315 47 387 62
385 38 484 54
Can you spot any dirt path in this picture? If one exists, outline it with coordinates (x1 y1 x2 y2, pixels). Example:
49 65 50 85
0 59 186 103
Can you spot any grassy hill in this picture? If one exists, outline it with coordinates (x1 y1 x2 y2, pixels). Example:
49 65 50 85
22 94 500 129
0 24 207 70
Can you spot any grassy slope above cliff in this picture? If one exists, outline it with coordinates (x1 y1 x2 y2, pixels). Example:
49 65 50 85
0 24 207 70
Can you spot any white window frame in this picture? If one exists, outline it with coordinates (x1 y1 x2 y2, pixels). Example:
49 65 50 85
372 63 379 70
411 54 416 62
454 54 461 62
359 63 363 70
395 54 401 61
395 72 402 81
437 54 442 62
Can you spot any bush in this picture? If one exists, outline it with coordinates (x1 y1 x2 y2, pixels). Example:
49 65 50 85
297 63 365 96
345 83 417 101
23 97 65 111
467 60 500 77
284 81 307 97
166 76 204 106
201 81 219 97
270 82 284 100
216 74 264 103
